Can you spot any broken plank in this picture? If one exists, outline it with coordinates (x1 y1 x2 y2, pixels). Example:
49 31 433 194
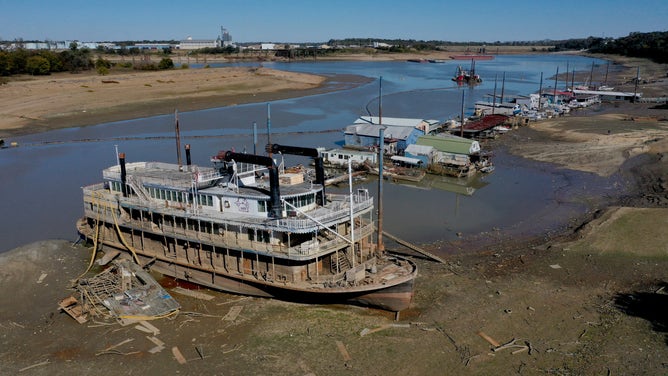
335 340 352 362
138 320 160 336
172 346 187 364
98 338 134 354
223 306 243 321
147 336 165 347
477 331 501 347
172 286 214 301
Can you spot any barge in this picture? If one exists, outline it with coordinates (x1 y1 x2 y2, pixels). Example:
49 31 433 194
77 144 417 313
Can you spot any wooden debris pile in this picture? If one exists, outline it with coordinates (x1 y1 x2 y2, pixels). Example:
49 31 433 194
59 259 180 324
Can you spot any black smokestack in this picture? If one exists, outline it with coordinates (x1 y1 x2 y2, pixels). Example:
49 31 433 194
185 144 192 167
119 152 127 197
224 151 282 219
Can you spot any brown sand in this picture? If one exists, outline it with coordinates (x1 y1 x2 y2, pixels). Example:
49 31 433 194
0 66 331 138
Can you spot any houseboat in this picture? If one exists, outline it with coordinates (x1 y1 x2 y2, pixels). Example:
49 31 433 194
77 144 417 313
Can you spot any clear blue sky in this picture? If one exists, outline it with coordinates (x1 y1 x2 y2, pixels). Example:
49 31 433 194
1 0 666 43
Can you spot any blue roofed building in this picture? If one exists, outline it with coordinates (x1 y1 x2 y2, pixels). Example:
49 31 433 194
344 116 440 155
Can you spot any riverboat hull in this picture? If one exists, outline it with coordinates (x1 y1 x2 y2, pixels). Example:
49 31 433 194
77 218 417 312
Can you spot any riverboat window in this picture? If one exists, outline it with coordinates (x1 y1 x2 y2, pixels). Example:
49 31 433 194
285 194 315 209
257 200 267 213
198 194 213 206
248 229 270 243
110 181 122 193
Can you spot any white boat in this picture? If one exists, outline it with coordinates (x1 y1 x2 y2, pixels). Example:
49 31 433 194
474 101 521 116
77 144 417 313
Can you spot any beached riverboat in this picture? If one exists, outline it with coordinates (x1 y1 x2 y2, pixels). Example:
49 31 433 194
77 144 417 313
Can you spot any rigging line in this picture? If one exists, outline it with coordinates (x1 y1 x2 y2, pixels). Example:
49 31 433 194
110 205 141 264
74 191 103 283
15 129 342 149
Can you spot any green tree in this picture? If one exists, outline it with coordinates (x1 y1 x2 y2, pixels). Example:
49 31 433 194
26 55 50 75
0 51 14 76
158 57 174 70
95 57 111 70
97 66 109 75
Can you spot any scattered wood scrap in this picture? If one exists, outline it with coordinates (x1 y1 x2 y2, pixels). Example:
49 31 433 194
492 338 534 355
58 296 88 324
172 346 187 364
476 331 500 347
335 340 352 362
223 306 243 321
172 286 214 301
36 273 47 284
19 359 50 372
95 338 137 356
136 320 160 336
147 336 166 354
359 323 411 336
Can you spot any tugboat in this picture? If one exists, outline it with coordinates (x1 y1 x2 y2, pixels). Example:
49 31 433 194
77 143 417 313
452 60 482 85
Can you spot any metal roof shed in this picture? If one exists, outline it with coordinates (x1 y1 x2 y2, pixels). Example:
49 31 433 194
416 135 481 155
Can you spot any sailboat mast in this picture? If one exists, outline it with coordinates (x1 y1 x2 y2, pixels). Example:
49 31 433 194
538 72 543 110
553 67 559 106
604 62 610 86
500 72 506 104
492 74 498 115
589 61 594 88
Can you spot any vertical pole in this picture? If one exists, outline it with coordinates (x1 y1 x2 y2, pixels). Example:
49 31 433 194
252 121 257 155
553 67 559 106
538 72 543 110
348 158 355 267
589 61 595 88
500 72 506 104
266 103 272 157
571 69 575 91
492 74 498 115
175 109 183 171
633 66 640 103
460 90 465 138
565 61 569 90
377 127 385 253
378 76 383 125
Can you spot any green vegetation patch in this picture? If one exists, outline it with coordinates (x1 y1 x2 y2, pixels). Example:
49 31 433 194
572 207 668 257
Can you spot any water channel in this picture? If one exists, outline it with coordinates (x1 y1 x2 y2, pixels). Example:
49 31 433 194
0 55 623 254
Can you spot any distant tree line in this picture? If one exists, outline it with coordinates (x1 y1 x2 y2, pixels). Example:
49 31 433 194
2 32 666 78
0 42 176 77
550 31 668 63
0 42 92 76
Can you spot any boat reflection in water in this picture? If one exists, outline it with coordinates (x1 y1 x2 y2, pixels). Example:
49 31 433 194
392 172 490 196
